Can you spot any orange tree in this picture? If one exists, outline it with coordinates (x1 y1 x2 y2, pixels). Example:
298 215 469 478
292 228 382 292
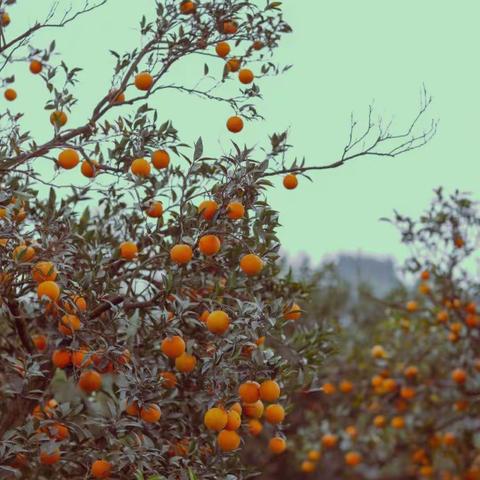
278 189 480 480
0 1 435 478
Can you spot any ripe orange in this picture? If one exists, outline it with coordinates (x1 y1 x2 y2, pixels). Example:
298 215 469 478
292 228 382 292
230 402 242 415
198 199 218 220
238 69 254 84
248 418 263 436
32 261 57 282
301 461 316 473
243 400 264 419
322 433 338 448
406 300 418 312
346 426 358 438
180 1 196 14
454 235 464 248
58 149 80 169
283 174 298 190
78 370 102 393
81 160 99 178
147 201 164 218
130 158 151 177
119 241 138 260
50 110 68 127
160 371 177 388
239 381 260 403
37 281 61 301
91 459 112 478
391 416 405 429
170 244 193 264
215 42 230 58
39 448 61 465
217 429 240 451
204 407 228 431
227 58 241 72
161 335 186 358
134 71 154 91
207 310 230 334
73 295 87 312
223 20 238 34
371 345 386 359
1 12 11 27
404 365 418 378
111 90 125 104
373 415 386 428
451 368 467 385
72 349 92 368
307 450 321 462
252 40 264 50
226 116 243 133
269 437 287 454
284 303 301 321
264 404 285 424
13 245 35 262
52 349 72 368
151 150 170 169
225 410 241 430
29 59 43 74
175 352 197 372
199 235 221 256
58 314 81 335
339 380 354 394
240 253 263 276
226 201 245 219
32 334 48 351
126 401 140 416
4 88 16 101
48 423 69 441
322 382 336 395
259 380 280 402
400 386 416 400
140 403 162 423
345 451 362 467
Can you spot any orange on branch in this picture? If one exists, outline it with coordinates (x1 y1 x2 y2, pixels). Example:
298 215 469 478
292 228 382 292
58 149 80 169
239 381 260 403
52 349 72 369
151 149 170 169
130 158 151 177
199 235 221 256
91 460 112 479
217 430 240 451
78 370 102 393
238 69 254 84
175 352 197 372
37 281 60 302
81 160 99 178
140 404 162 423
207 310 230 334
204 407 228 431
240 253 264 276
32 261 57 282
29 59 42 74
215 41 230 58
226 115 244 133
198 199 218 220
134 71 153 91
269 437 287 454
264 404 285 424
147 201 164 218
283 174 298 190
4 88 16 101
170 244 193 264
161 335 186 358
226 201 245 219
259 380 281 402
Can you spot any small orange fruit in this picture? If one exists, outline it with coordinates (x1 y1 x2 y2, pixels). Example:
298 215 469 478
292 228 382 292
204 407 228 431
199 235 221 256
243 400 264 419
13 245 35 262
32 261 57 282
130 158 151 177
175 352 197 373
248 418 263 436
239 381 260 403
58 314 81 335
269 437 287 454
226 116 243 133
37 281 60 302
151 150 170 169
160 371 177 388
225 410 241 430
238 69 254 84
147 201 163 218
373 415 386 428
264 404 285 424
322 382 336 395
4 88 17 101
161 335 186 358
81 160 99 178
391 416 405 429
406 300 418 312
32 334 48 352
1 12 11 27
126 402 140 416
170 244 193 264
227 58 241 72
223 20 238 34
134 71 154 91
239 254 264 276
140 403 161 423
58 149 80 169
78 370 102 393
452 368 467 385
283 303 301 321
301 461 316 473
180 1 196 14
339 380 354 394
217 430 240 451
29 59 43 74
215 42 230 58
226 201 245 219
119 241 138 260
345 451 362 467
259 380 281 402
321 433 338 448
283 174 298 190
39 448 61 465
50 111 68 127
52 349 72 369
198 200 218 220
207 310 230 334
91 459 112 478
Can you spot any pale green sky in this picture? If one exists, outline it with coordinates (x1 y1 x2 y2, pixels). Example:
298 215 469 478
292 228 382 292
4 1 478 263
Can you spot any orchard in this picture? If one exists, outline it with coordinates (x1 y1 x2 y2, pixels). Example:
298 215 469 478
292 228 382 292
0 1 455 480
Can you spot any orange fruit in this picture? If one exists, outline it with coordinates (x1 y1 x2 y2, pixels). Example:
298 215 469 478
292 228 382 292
170 244 193 264
339 380 353 394
198 200 218 220
404 365 418 378
32 334 48 352
4 88 16 101
81 160 99 178
204 407 228 431
32 261 57 282
199 310 210 323
1 12 11 27
230 402 242 415
217 430 240 451
226 201 245 219
130 158 151 177
239 253 263 276
322 433 338 448
161 335 186 358
226 116 243 133
111 90 125 104
307 450 321 462
269 437 286 454
371 345 386 359
199 235 221 256
259 380 280 402
252 40 264 50
406 300 418 312
180 1 196 14
373 415 386 428
119 241 138 260
238 69 254 84
223 20 238 34
151 150 170 169
50 111 68 127
322 382 336 395
48 423 69 441
248 418 263 436
454 235 464 248
147 201 163 218
37 281 60 301
140 403 161 423
39 448 61 465
283 174 298 190
57 149 80 169
29 59 43 74
52 349 72 369
264 404 285 424
78 370 102 393
301 461 316 473
227 58 241 72
345 451 362 467
58 314 81 335
391 416 405 429
239 381 260 403
73 295 87 312
283 303 301 321
175 352 197 372
91 459 112 478
126 401 140 416
134 71 153 91
225 410 241 430
243 400 264 419
452 368 467 385
13 245 35 262
72 349 92 368
207 310 230 334
215 42 230 58
160 371 177 388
